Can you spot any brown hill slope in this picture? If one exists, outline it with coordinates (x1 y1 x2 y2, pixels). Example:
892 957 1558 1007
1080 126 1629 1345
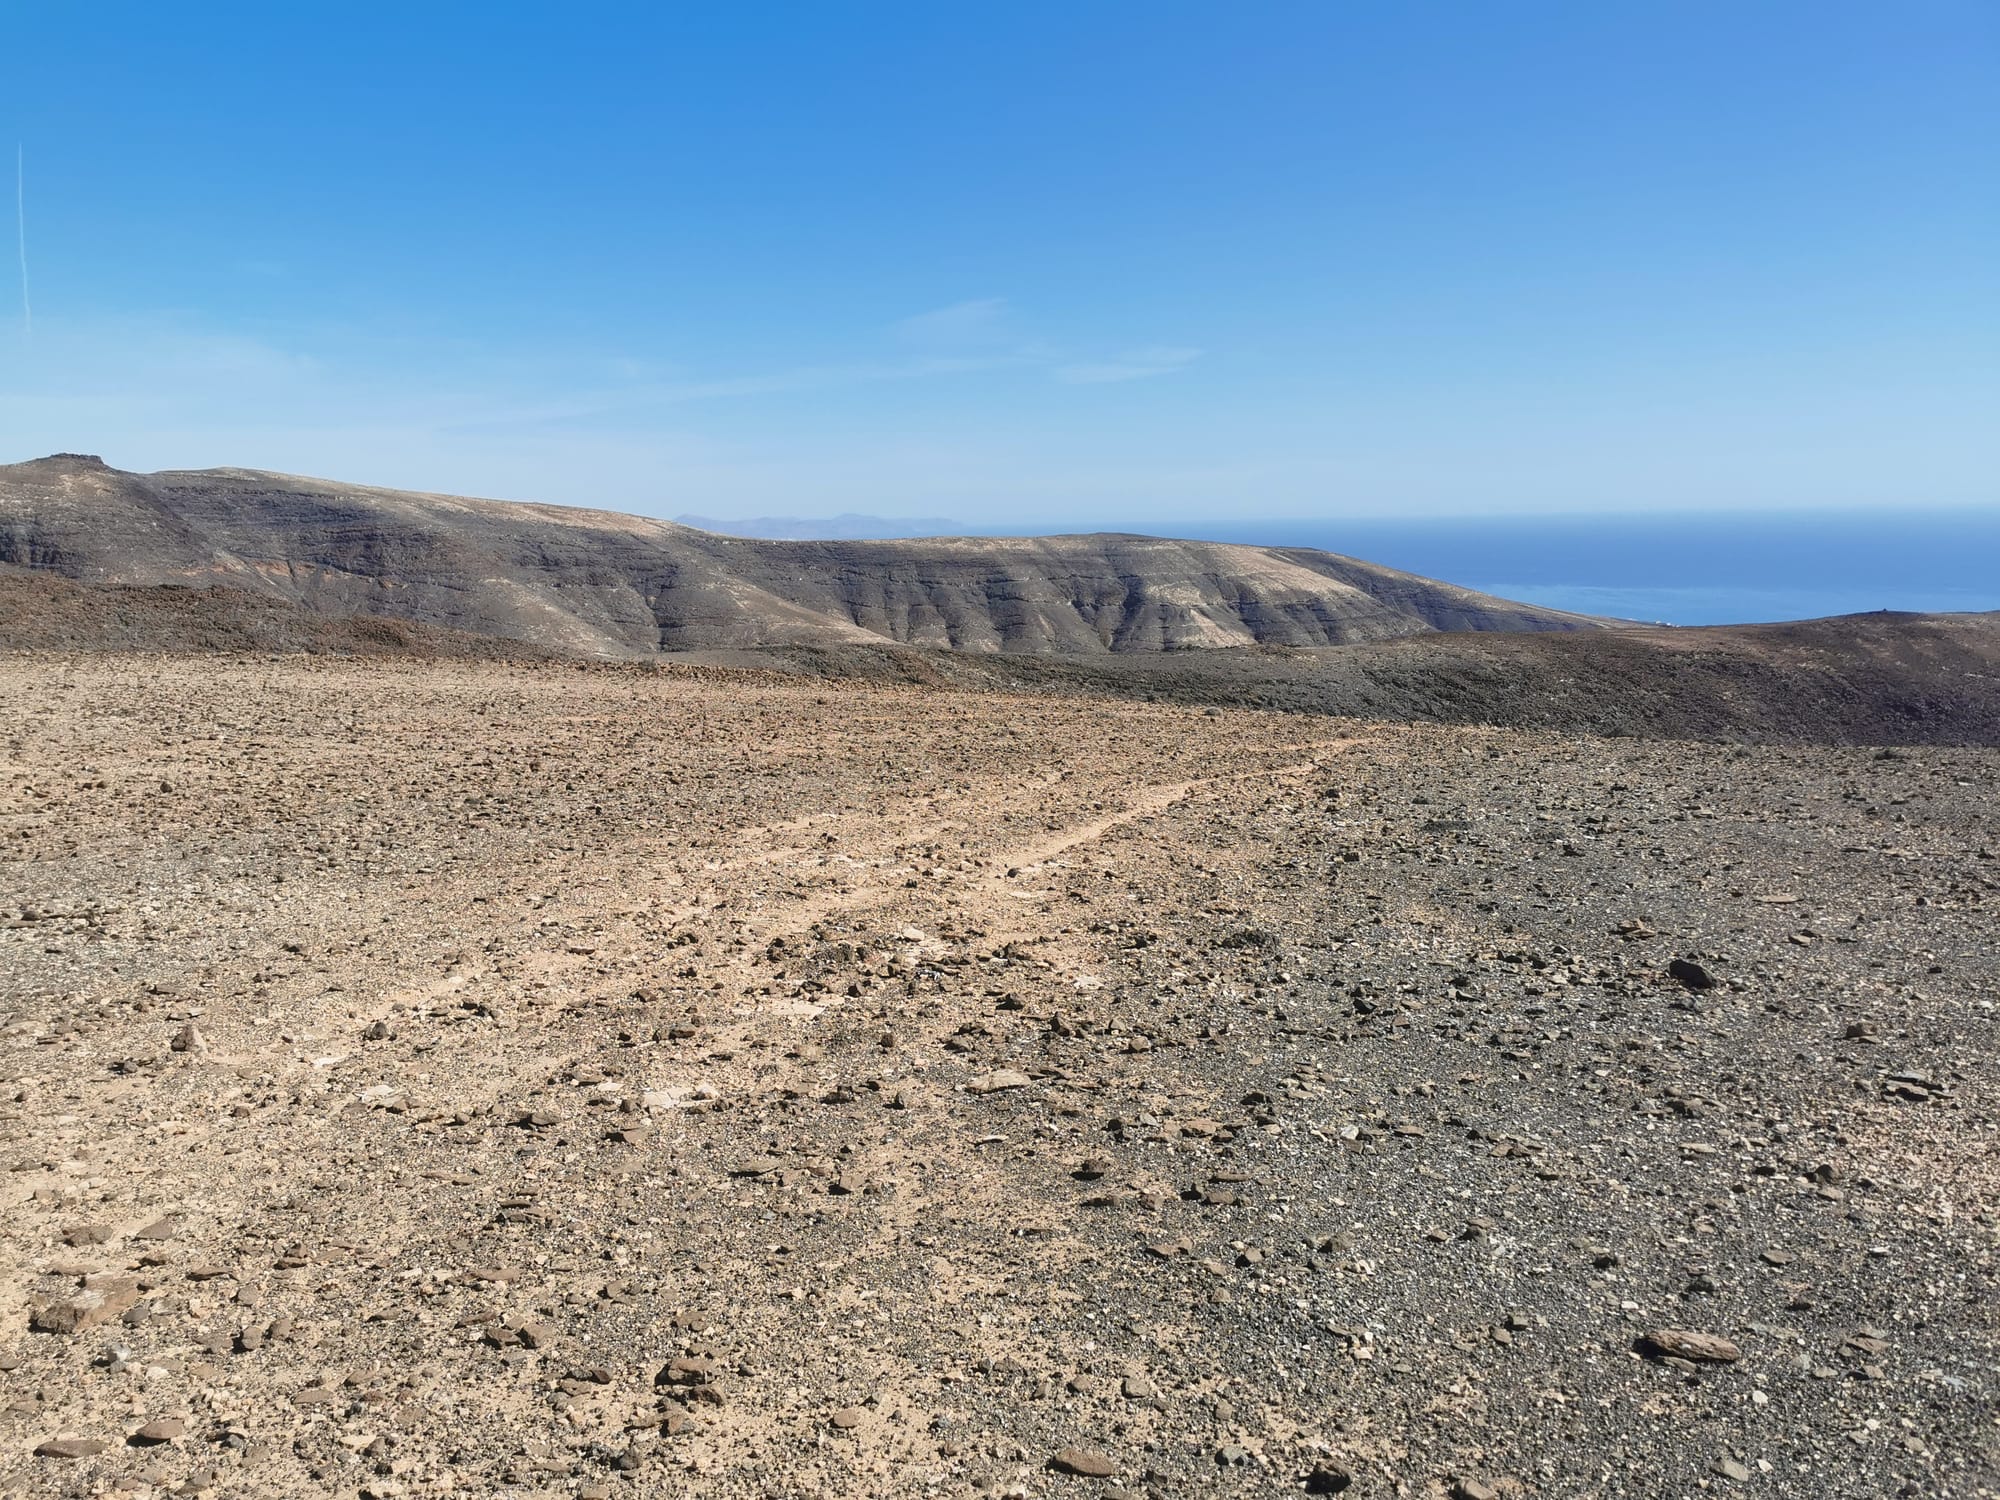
1333 610 2000 744
697 610 2000 746
0 566 566 661
0 454 1596 656
4 565 1996 745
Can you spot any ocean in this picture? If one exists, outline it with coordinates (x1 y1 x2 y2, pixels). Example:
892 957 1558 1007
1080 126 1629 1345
1012 508 2000 626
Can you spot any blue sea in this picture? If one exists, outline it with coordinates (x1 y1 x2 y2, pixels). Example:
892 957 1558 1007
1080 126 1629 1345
1011 509 2000 626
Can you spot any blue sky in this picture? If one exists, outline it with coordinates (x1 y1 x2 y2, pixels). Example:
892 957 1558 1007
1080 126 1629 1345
1 1 1994 523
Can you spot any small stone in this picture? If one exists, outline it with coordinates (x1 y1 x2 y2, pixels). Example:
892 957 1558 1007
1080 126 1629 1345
662 1355 720 1386
132 1418 185 1445
130 1216 176 1241
968 1070 1032 1094
1121 1375 1155 1400
1049 1447 1117 1478
62 1224 114 1247
1305 1462 1354 1494
169 1023 206 1054
1073 1157 1114 1180
517 1321 558 1350
34 1437 108 1458
1843 1330 1890 1357
829 1406 864 1430
1640 1328 1742 1363
729 1156 782 1177
1453 1481 1498 1500
1668 959 1717 990
1713 1458 1752 1482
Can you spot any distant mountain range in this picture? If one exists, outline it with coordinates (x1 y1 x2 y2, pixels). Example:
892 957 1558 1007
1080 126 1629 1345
675 512 965 540
0 454 1598 658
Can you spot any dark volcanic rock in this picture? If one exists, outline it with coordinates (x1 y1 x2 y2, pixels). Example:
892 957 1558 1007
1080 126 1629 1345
1668 958 1719 990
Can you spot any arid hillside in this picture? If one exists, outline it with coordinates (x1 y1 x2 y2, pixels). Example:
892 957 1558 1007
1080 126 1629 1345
699 610 2000 748
0 455 1595 657
6 564 1997 748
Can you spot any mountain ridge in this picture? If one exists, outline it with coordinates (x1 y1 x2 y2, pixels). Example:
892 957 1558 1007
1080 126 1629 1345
0 454 1601 657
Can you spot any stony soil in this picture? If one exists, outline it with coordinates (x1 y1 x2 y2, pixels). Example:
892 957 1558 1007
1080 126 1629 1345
1 654 1995 1499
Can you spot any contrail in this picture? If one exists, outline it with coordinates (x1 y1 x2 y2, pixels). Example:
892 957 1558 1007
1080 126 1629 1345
15 144 29 342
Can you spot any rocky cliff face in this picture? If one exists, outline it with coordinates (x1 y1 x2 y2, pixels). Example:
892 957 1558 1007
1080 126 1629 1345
0 455 1598 656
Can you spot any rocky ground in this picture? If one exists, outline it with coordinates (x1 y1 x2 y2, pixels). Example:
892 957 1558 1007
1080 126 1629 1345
0 653 1994 1499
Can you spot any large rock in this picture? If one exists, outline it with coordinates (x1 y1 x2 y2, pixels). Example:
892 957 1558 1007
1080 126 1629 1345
30 1278 139 1336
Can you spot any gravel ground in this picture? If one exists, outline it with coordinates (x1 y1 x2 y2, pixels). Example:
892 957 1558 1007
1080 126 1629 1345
1 654 1994 1499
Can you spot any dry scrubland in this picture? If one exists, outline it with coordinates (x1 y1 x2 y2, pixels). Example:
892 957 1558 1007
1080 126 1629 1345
0 655 1995 1499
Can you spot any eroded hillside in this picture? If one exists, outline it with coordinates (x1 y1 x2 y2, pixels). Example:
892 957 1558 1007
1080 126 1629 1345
0 456 1595 657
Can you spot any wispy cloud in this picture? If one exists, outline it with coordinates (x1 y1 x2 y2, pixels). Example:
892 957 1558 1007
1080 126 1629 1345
1055 346 1202 384
0 303 1208 512
895 297 1012 348
646 353 1026 404
896 301 1198 386
435 352 1037 433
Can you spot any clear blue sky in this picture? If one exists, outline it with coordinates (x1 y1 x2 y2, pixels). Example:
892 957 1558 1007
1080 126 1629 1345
2 1 1994 522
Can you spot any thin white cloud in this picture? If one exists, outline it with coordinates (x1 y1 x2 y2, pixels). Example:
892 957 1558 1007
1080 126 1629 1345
893 302 1201 386
1054 345 1202 384
894 297 1011 348
0 309 1212 516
